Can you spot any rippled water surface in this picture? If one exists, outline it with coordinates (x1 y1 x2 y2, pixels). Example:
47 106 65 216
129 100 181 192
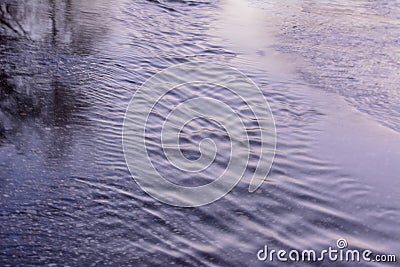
1 0 400 266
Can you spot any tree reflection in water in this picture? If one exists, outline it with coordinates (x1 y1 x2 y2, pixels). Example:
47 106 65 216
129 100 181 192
0 0 113 157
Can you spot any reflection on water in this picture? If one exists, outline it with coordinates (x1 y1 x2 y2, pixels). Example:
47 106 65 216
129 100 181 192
277 0 400 131
1 0 400 266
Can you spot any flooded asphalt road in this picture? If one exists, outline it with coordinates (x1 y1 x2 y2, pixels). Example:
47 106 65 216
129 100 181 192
1 0 400 266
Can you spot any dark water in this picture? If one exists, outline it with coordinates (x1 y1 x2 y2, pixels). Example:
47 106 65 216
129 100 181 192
1 0 400 266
